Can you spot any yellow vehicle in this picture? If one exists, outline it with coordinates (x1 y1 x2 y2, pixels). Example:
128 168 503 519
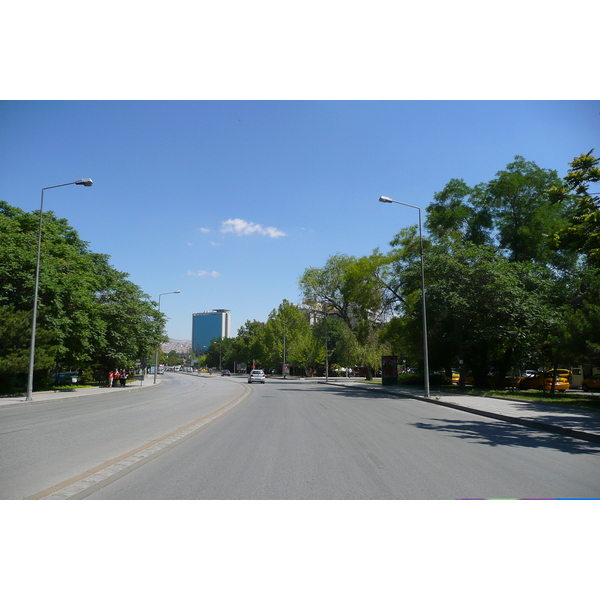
546 369 572 383
581 374 600 392
518 372 569 391
487 374 522 388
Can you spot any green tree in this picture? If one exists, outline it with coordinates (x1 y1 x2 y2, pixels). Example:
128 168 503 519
204 336 235 370
426 178 492 246
426 156 574 269
312 315 361 376
547 149 600 267
0 200 166 391
485 156 567 265
299 254 389 379
370 227 432 375
0 306 58 392
378 225 559 386
165 349 183 366
558 269 600 364
544 151 600 372
287 327 324 376
299 254 360 331
229 320 266 371
264 300 315 374
423 242 555 384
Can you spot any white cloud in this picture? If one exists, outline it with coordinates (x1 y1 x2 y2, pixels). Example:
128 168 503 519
187 270 221 277
198 227 211 234
220 218 286 238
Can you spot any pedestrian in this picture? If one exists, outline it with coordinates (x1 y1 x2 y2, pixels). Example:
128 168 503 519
120 371 127 387
108 370 114 387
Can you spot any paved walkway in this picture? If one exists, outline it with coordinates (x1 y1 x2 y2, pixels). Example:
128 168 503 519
0 376 159 407
322 379 600 444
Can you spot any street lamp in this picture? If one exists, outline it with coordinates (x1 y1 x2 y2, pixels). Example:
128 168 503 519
324 310 329 383
154 291 180 384
379 196 430 397
321 305 333 383
272 317 288 378
25 179 93 402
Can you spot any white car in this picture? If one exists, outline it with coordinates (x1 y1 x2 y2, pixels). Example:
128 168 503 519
248 369 266 384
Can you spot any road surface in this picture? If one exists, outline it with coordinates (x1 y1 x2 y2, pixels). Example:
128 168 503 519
2 373 599 499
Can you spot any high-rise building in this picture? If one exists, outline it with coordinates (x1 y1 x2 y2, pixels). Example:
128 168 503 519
192 309 230 355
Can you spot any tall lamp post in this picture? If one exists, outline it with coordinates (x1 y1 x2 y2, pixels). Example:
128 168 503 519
26 179 93 402
272 317 288 378
322 305 332 383
154 290 180 384
324 310 329 383
379 196 430 398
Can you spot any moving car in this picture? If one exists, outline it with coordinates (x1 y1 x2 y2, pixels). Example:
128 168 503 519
248 369 266 384
581 374 600 392
221 369 231 376
518 372 569 391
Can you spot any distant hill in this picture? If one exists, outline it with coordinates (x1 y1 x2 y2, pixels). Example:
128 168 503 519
161 339 192 354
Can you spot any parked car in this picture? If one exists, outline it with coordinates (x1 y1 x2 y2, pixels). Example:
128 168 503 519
581 374 600 392
248 369 266 384
52 371 79 385
546 369 572 382
221 369 231 376
487 374 522 388
518 372 569 391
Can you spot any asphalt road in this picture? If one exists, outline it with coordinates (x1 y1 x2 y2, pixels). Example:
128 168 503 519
0 373 246 499
3 373 600 499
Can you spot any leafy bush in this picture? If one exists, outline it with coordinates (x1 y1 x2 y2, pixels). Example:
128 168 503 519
397 372 449 386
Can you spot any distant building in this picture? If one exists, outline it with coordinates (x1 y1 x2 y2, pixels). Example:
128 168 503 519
192 309 230 356
161 339 192 355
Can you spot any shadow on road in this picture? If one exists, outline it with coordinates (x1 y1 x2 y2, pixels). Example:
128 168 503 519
411 418 600 455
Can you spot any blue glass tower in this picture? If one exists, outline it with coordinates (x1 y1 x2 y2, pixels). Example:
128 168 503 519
192 310 230 356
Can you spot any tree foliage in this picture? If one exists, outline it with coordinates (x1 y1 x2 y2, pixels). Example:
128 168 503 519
381 154 599 384
299 254 390 378
426 156 575 269
548 150 600 267
5 150 597 392
0 201 165 392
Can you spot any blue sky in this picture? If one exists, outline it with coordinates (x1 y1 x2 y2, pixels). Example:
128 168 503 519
2 2 597 570
1 101 598 340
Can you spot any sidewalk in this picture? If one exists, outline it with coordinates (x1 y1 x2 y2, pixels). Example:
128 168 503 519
321 379 600 445
0 376 160 407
